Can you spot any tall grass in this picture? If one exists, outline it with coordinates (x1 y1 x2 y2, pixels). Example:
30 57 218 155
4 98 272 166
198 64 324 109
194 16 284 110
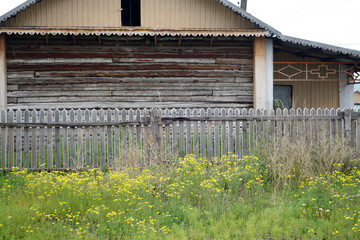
252 128 357 192
1 133 360 239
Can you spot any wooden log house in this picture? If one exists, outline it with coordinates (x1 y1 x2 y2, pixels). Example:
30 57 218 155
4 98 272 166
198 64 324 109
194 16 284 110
0 0 360 110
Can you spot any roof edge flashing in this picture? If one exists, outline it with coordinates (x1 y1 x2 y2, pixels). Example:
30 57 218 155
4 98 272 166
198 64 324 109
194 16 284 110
0 0 41 22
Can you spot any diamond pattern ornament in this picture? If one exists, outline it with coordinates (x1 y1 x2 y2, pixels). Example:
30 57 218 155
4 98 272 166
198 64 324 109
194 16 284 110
276 64 302 79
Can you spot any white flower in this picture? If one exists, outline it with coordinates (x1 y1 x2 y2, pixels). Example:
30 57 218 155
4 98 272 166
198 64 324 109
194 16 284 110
325 210 330 213
319 208 323 211
302 204 306 206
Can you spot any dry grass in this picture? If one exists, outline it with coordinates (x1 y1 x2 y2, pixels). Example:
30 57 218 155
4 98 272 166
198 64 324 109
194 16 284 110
253 127 358 191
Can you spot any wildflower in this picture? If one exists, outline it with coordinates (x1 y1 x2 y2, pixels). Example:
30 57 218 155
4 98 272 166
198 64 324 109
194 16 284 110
302 204 306 206
319 208 323 211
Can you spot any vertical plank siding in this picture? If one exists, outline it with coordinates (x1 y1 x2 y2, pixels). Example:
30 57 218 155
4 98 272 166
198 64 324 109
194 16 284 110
6 35 253 110
1 0 259 30
1 108 359 170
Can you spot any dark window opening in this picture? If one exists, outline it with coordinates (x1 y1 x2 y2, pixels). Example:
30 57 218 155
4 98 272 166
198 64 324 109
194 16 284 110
274 85 293 109
121 0 141 26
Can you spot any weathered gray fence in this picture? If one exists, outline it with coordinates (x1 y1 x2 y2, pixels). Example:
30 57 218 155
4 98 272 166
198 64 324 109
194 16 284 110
0 108 359 170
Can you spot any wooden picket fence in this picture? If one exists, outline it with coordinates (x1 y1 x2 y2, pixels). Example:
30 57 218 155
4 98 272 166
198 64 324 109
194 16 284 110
0 108 359 170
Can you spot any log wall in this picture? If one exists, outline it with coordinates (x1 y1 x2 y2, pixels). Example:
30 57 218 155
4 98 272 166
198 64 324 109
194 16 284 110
6 35 254 109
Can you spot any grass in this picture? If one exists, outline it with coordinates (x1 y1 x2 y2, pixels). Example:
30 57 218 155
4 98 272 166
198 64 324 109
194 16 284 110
1 147 360 239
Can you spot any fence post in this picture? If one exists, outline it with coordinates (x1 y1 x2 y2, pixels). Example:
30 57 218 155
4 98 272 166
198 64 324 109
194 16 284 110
150 108 161 160
344 109 352 146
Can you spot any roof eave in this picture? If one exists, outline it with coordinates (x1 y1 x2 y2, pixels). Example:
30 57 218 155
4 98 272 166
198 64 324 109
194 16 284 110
216 0 282 37
278 35 360 59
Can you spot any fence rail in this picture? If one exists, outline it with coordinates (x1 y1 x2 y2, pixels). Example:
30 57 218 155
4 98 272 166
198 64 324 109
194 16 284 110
0 108 359 170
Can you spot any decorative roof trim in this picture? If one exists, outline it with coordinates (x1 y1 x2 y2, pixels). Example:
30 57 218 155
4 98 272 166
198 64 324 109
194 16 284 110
279 35 360 58
0 0 41 22
0 28 270 37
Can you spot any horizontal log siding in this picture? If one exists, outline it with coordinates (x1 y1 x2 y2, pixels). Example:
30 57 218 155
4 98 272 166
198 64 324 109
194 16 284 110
6 35 253 109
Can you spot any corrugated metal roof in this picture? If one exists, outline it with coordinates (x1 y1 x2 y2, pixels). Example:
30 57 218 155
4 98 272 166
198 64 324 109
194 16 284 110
278 35 360 58
0 0 41 22
216 0 281 37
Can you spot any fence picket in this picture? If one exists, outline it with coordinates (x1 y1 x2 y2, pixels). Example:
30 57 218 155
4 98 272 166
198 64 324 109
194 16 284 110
249 108 254 152
351 112 356 148
77 109 84 168
172 109 178 158
85 109 91 167
31 110 37 169
255 109 261 146
24 109 30 168
0 109 6 169
128 109 134 150
276 108 282 141
316 108 322 142
283 108 289 137
99 109 106 168
235 109 240 157
39 110 45 168
290 108 296 142
214 108 220 159
200 109 206 158
54 110 61 168
242 108 248 157
8 110 14 168
107 109 114 169
164 109 170 160
193 109 199 157
121 109 127 158
16 109 22 168
269 109 275 140
303 108 310 143
143 109 149 165
324 108 330 145
228 109 234 154
336 108 343 143
221 108 227 157
114 109 120 167
186 108 192 156
310 108 316 143
158 109 163 159
70 109 76 168
179 109 185 158
136 109 142 156
62 110 69 169
91 109 98 168
296 108 302 140
47 110 53 169
263 109 268 142
207 108 213 160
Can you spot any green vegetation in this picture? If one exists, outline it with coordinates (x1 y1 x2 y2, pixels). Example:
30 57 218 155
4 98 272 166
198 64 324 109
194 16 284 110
1 135 360 239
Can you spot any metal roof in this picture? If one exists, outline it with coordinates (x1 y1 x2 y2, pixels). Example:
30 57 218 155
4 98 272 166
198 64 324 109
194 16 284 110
1 0 360 60
0 0 41 22
216 0 281 37
278 35 360 58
